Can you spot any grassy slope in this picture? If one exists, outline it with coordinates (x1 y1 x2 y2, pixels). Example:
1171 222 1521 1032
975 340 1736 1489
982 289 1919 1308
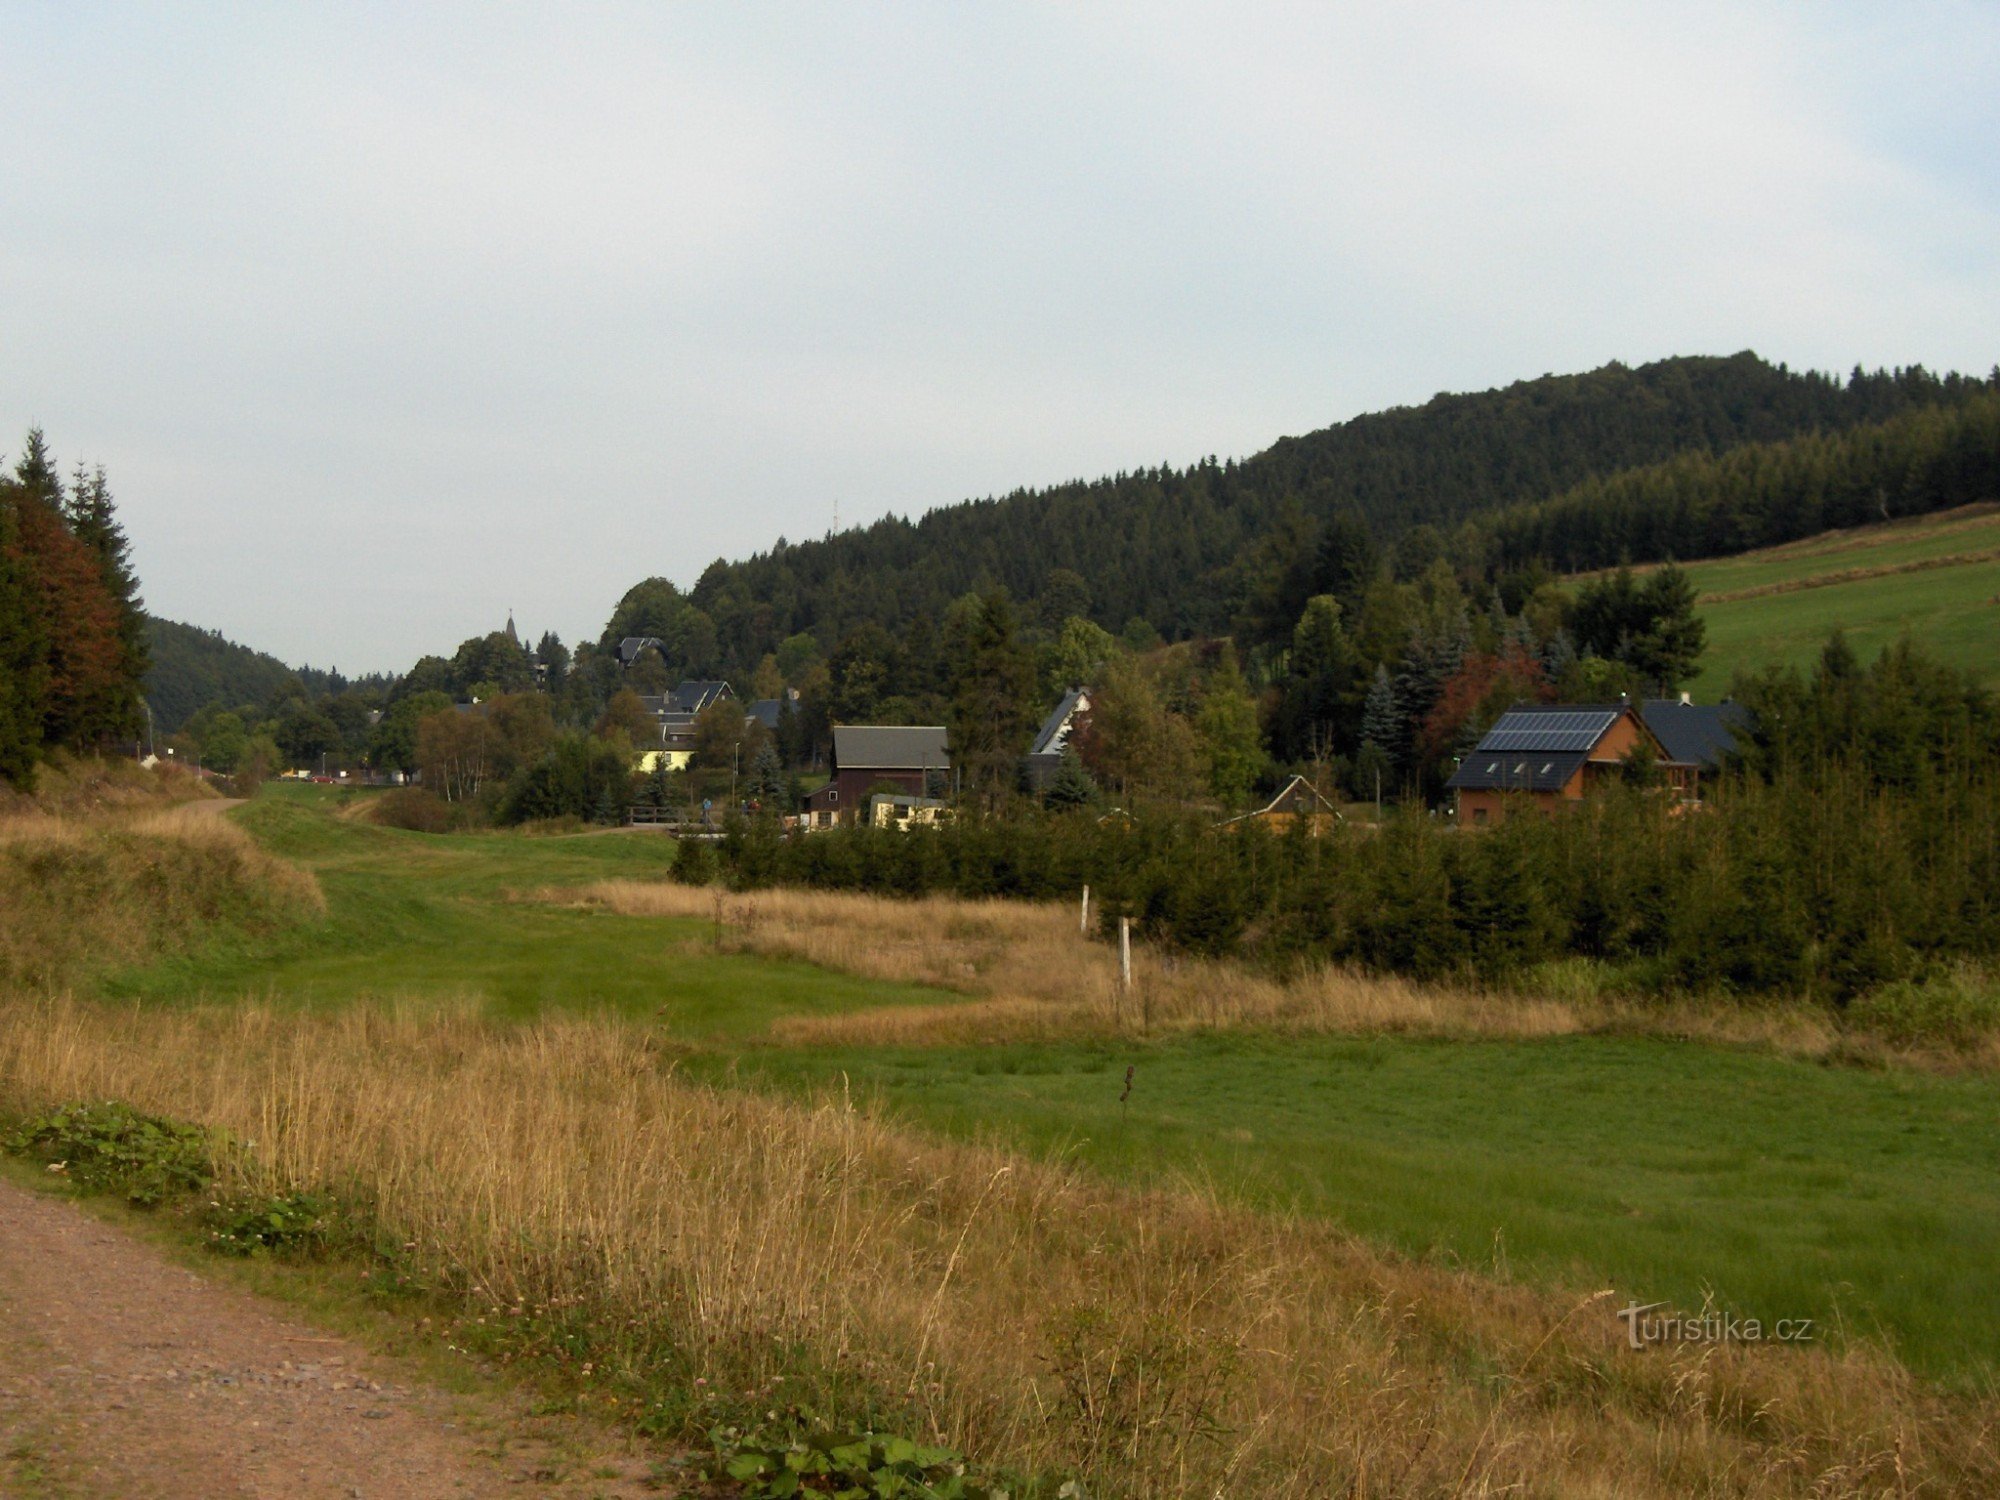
1643 505 2000 697
702 1035 2000 1381
110 788 2000 1382
109 786 954 1039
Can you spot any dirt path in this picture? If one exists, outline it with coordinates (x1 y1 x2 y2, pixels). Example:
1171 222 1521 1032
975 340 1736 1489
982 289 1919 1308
0 1178 683 1499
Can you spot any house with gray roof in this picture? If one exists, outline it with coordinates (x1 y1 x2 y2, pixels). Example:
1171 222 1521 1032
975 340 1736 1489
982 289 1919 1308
1023 686 1092 790
1641 696 1753 772
1447 702 1692 824
803 725 951 828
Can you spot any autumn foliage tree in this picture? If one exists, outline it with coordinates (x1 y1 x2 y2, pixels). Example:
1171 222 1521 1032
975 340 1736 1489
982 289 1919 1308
0 429 150 785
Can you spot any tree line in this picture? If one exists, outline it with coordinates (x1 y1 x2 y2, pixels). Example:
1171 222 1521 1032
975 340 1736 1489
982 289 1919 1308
1477 389 2000 574
0 430 148 787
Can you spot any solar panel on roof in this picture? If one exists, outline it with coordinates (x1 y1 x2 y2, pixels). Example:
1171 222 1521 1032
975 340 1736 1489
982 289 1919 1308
1476 707 1618 754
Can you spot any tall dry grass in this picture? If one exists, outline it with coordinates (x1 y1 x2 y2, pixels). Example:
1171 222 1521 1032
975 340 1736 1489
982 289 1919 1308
2 994 1990 1497
0 751 220 821
555 880 1892 1062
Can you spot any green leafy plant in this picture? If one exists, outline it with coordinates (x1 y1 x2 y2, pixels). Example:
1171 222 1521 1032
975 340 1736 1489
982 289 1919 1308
5 1100 212 1206
203 1189 338 1256
710 1423 1016 1499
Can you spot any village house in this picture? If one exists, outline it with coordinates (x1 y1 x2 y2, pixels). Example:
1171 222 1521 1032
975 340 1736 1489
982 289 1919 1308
634 679 739 772
801 725 951 829
1447 702 1693 824
1022 686 1092 790
1640 695 1752 791
1222 773 1342 834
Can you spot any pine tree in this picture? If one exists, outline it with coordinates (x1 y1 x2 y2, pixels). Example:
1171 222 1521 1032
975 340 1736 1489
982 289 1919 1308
1359 664 1400 764
12 428 62 509
1041 748 1097 809
63 464 147 739
946 590 1036 807
0 483 48 786
747 739 784 802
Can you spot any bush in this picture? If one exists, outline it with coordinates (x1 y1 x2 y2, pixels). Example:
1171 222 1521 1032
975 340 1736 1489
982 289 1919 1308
204 1189 338 1257
672 835 716 886
711 1423 1012 1500
6 1100 213 1207
1847 969 2000 1050
372 787 458 833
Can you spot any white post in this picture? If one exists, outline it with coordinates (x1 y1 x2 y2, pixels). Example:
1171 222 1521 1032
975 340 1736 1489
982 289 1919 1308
1080 884 1091 934
1119 916 1132 994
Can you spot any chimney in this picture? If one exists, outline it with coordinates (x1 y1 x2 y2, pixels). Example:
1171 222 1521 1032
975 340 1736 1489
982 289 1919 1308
1680 691 1692 706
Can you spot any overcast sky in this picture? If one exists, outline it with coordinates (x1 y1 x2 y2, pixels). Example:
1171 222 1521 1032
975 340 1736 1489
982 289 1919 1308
3 3 1996 674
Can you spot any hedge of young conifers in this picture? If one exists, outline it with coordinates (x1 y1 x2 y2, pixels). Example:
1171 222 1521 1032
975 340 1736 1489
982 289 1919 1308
710 763 1999 1004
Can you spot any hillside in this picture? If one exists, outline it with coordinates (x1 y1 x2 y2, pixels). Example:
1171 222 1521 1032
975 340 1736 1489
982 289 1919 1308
1601 505 2000 697
144 618 301 734
669 354 1989 677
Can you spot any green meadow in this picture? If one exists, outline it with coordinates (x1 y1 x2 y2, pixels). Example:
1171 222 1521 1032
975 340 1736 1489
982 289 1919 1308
113 786 2000 1383
1647 506 2000 698
703 1035 2000 1382
111 787 949 1039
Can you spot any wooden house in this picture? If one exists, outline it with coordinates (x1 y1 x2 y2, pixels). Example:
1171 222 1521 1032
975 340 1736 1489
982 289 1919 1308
1223 774 1342 834
1447 703 1691 824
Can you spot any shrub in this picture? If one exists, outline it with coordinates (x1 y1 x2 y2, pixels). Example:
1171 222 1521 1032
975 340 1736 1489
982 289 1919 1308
372 787 457 833
6 1100 212 1206
204 1189 338 1257
1847 968 2000 1050
672 835 716 886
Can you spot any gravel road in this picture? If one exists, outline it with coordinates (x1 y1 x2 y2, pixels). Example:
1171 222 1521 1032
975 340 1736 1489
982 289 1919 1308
0 1178 680 1498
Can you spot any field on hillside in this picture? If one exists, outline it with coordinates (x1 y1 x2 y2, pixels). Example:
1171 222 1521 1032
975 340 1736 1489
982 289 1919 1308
1634 504 2000 697
9 784 2000 1494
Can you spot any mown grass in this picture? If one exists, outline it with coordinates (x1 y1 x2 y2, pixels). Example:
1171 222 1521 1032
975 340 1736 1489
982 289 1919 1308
1606 505 2000 696
701 1032 2000 1383
108 787 958 1039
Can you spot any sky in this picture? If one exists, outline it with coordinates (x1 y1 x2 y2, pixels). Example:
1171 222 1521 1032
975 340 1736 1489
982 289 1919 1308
3 3 1996 675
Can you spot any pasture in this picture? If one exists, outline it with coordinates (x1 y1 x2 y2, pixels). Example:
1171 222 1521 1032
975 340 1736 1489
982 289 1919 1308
1628 503 2000 697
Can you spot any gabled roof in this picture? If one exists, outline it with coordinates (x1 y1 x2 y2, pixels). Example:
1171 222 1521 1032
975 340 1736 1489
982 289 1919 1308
746 698 784 730
1448 749 1593 793
1258 774 1338 816
669 680 734 714
1028 687 1090 759
833 725 950 771
616 636 662 665
1447 703 1657 792
1642 699 1753 769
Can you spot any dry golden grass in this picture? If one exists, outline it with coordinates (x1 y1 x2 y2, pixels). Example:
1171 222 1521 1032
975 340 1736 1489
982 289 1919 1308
0 751 220 822
552 880 1977 1065
2 993 1990 1497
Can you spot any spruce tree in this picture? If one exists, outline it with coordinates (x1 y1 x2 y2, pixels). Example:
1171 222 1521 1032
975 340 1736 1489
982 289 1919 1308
1359 664 1400 765
64 464 147 738
0 483 48 785
946 590 1036 807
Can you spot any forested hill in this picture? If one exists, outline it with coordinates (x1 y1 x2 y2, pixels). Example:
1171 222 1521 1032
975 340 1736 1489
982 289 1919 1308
145 617 360 734
678 353 1991 675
